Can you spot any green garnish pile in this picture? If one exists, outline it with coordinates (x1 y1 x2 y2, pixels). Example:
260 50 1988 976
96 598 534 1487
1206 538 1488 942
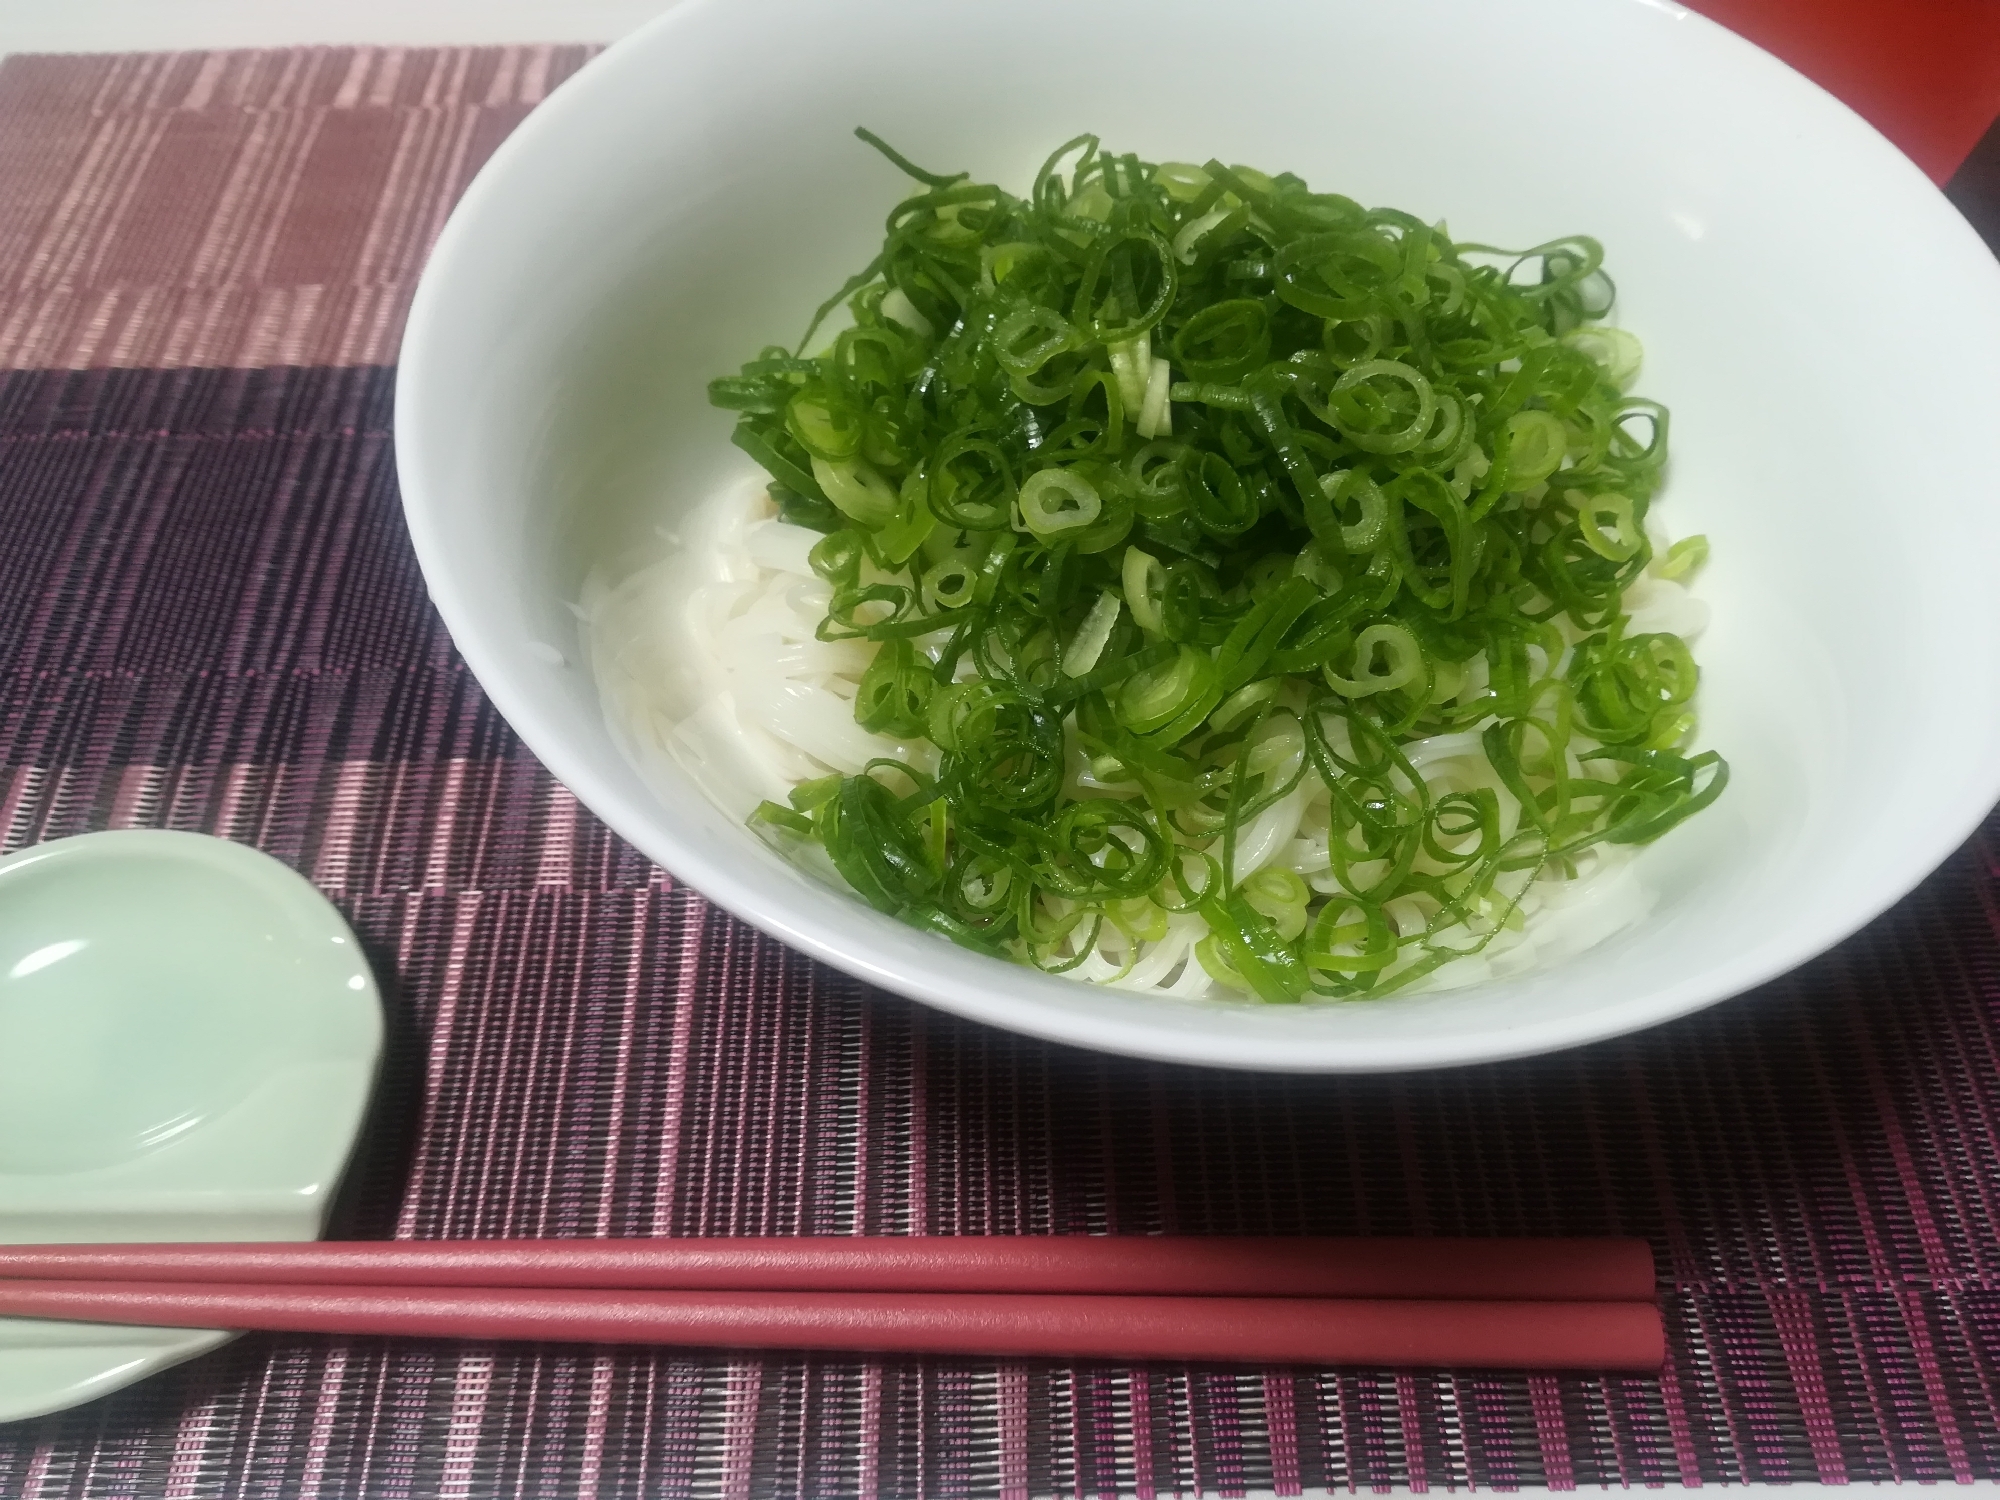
709 131 1726 1001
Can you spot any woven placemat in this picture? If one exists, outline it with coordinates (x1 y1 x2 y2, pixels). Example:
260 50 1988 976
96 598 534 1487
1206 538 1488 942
2 46 2000 1497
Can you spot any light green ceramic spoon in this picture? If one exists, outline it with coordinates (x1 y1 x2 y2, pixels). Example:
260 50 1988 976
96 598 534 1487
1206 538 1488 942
0 831 383 1424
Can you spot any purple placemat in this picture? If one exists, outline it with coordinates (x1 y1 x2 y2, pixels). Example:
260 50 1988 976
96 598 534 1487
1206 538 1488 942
3 46 2000 1497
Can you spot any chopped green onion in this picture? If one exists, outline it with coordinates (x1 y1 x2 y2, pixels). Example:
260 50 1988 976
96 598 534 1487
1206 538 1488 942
1658 533 1710 580
1120 645 1212 735
1063 590 1122 676
1572 490 1643 562
1324 359 1436 455
1122 546 1167 634
712 129 1725 995
1107 332 1152 412
1503 410 1568 487
1564 325 1643 391
1018 469 1103 538
1135 356 1173 439
1324 623 1425 698
811 455 899 527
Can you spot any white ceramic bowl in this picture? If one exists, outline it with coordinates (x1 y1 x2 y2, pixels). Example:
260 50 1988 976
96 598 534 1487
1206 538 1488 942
396 0 2000 1072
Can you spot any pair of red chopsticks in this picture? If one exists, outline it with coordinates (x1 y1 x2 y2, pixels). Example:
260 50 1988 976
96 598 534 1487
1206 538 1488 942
0 1237 1662 1370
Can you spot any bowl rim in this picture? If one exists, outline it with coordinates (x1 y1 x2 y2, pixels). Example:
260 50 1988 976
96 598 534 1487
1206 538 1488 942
395 0 2000 1072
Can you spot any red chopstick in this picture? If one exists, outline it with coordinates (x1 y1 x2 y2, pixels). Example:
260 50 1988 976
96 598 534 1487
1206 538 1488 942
0 1280 1663 1370
0 1237 1654 1302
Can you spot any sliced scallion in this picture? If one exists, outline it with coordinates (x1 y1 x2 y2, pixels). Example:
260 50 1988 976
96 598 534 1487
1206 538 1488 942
712 130 1726 996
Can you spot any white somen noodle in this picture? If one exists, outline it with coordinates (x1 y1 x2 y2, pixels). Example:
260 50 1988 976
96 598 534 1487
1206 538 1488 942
583 478 1703 1000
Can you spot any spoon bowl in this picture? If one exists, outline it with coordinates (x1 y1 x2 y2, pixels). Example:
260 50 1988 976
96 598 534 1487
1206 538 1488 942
0 831 382 1423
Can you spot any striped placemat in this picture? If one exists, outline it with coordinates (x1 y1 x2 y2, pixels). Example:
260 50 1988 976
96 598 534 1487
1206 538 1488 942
3 44 2000 1497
